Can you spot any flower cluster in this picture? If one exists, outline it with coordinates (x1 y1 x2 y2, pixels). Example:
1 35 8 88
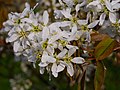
3 0 120 78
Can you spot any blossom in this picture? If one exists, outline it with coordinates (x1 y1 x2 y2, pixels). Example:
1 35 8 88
6 24 31 55
87 0 120 25
4 0 120 79
56 50 85 76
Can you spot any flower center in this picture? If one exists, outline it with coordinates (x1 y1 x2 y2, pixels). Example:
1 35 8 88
19 30 27 38
35 50 42 59
64 55 72 63
15 19 21 24
32 25 41 32
58 40 68 47
42 40 48 50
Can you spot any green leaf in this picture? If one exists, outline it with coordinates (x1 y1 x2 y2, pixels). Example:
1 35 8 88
94 61 106 90
95 37 116 61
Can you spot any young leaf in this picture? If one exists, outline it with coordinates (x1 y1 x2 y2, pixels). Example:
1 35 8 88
91 33 109 41
0 6 8 29
95 36 117 61
94 61 106 90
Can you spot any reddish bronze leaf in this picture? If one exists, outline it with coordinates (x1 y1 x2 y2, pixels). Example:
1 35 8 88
91 33 109 41
0 5 8 29
94 61 106 90
95 37 117 61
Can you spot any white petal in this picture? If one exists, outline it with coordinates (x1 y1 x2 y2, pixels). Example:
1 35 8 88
39 62 48 67
52 63 57 72
57 49 68 58
63 0 74 7
3 20 14 26
85 31 91 42
42 27 49 41
66 45 78 49
28 33 35 40
105 0 113 12
33 63 36 68
61 8 72 19
99 13 106 25
87 1 99 7
6 34 19 42
67 63 74 76
68 48 76 57
21 18 32 23
109 12 116 23
21 2 30 18
58 0 64 6
43 11 49 25
58 45 63 51
75 1 86 12
42 55 56 63
13 41 20 52
57 63 65 72
76 4 80 12
52 63 58 77
112 3 120 10
71 24 77 33
48 33 62 44
8 28 16 36
46 46 54 55
87 20 99 28
40 67 45 74
53 21 71 27
118 20 120 23
77 20 88 25
71 57 85 64
111 0 120 6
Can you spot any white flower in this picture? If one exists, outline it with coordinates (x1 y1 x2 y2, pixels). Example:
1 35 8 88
59 0 74 7
41 11 50 41
75 1 87 13
51 48 85 77
57 56 85 76
87 0 120 25
6 24 30 54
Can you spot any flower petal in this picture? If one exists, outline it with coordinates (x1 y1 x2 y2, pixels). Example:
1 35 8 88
61 8 72 19
43 11 49 25
75 1 86 12
6 34 19 42
67 63 74 76
48 33 62 44
55 21 71 27
77 20 88 25
112 3 120 10
42 55 56 63
57 49 68 58
105 0 113 12
68 48 76 57
71 57 85 64
52 63 58 77
40 67 45 74
13 41 20 52
87 1 99 7
109 12 116 23
99 13 106 25
57 63 65 72
71 24 77 33
21 2 30 18
39 62 48 67
87 20 99 28
42 27 49 41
